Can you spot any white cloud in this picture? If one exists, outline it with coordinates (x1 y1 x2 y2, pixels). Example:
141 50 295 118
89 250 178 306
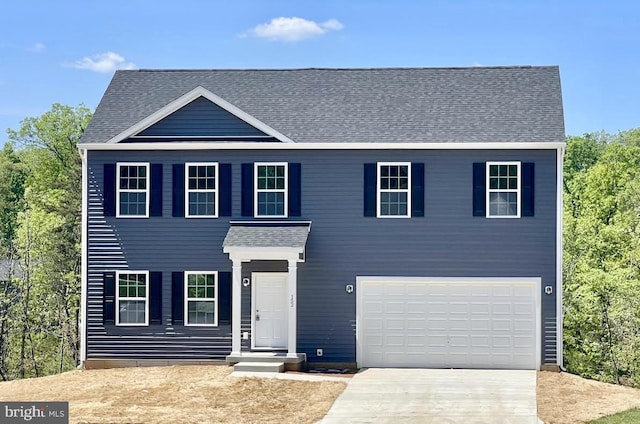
246 17 344 42
72 51 137 73
27 43 46 53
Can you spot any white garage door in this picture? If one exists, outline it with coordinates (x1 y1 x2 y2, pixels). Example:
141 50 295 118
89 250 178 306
357 277 540 370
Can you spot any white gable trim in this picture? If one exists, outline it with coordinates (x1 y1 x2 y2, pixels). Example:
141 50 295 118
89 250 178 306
105 86 295 144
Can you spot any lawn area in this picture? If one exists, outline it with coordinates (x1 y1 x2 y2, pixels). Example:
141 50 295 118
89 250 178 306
587 408 640 424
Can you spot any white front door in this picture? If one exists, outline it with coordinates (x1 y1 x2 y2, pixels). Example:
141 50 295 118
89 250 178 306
252 273 288 349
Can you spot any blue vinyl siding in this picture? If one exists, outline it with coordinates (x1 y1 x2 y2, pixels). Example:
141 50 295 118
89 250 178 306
86 149 558 365
134 96 273 139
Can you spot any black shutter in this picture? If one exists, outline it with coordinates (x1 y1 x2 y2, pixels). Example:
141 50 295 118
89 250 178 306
171 272 184 325
219 163 232 217
103 272 116 325
241 163 254 217
172 164 185 217
363 163 376 217
411 163 425 217
150 164 163 217
288 163 302 217
472 163 486 216
103 164 116 217
522 162 535 217
218 272 232 324
150 271 163 325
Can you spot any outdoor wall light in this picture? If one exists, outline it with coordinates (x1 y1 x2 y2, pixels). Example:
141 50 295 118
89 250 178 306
345 284 354 294
544 285 553 295
242 278 250 287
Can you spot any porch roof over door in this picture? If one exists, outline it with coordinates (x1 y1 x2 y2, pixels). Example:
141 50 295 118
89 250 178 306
222 221 310 262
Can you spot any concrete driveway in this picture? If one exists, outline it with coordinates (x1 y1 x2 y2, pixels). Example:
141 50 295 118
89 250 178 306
320 368 538 424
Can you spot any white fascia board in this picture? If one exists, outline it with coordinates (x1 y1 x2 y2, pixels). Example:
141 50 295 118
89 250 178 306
79 141 566 151
225 248 303 263
104 86 295 144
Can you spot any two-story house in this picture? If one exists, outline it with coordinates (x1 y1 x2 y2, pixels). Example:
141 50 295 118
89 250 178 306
78 66 565 371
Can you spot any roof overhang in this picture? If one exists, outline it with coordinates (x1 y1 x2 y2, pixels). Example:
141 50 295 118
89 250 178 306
222 221 311 263
103 86 295 144
78 141 566 151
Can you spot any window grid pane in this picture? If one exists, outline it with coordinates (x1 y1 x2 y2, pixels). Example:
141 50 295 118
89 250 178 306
186 164 217 216
118 165 148 216
487 163 519 217
118 272 147 325
379 164 410 217
256 164 286 216
186 273 217 325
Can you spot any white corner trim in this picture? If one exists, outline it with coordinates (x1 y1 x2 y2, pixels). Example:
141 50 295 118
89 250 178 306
78 141 566 151
105 86 295 144
80 149 88 364
556 147 565 367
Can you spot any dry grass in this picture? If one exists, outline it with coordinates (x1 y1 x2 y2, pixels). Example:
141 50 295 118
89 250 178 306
0 365 346 424
537 371 640 424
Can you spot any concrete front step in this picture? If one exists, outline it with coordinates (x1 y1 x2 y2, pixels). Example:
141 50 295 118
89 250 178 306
233 361 285 373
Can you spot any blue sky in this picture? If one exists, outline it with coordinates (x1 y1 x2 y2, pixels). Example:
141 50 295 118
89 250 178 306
0 0 638 140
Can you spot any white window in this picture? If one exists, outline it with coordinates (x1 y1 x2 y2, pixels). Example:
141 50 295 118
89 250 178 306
116 271 149 326
486 161 521 218
377 162 411 218
254 162 288 218
184 271 218 326
117 163 149 218
185 162 218 218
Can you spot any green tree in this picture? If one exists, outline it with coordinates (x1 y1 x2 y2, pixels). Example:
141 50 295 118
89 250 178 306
3 104 91 379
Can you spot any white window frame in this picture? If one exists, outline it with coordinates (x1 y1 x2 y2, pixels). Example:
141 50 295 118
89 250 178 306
116 162 150 218
115 270 149 326
184 271 219 327
376 162 412 218
254 162 288 218
486 161 521 218
185 162 219 218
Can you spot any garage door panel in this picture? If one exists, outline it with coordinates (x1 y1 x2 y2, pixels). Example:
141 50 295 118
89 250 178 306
358 278 539 370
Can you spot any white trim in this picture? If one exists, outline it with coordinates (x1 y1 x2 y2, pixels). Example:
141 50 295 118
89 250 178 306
376 162 412 218
79 141 566 151
254 162 288 218
116 162 150 218
105 86 295 144
287 260 298 357
80 149 88 364
355 276 542 370
556 147 565 367
184 162 219 218
486 161 521 218
184 271 219 327
115 270 150 326
251 272 289 350
231 261 242 355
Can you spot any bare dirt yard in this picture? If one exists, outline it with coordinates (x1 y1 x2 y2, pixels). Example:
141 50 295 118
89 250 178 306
2 366 640 423
538 371 640 424
0 365 346 424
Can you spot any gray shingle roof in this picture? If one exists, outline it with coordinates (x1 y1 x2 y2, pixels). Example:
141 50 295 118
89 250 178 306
81 66 565 144
223 224 310 249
